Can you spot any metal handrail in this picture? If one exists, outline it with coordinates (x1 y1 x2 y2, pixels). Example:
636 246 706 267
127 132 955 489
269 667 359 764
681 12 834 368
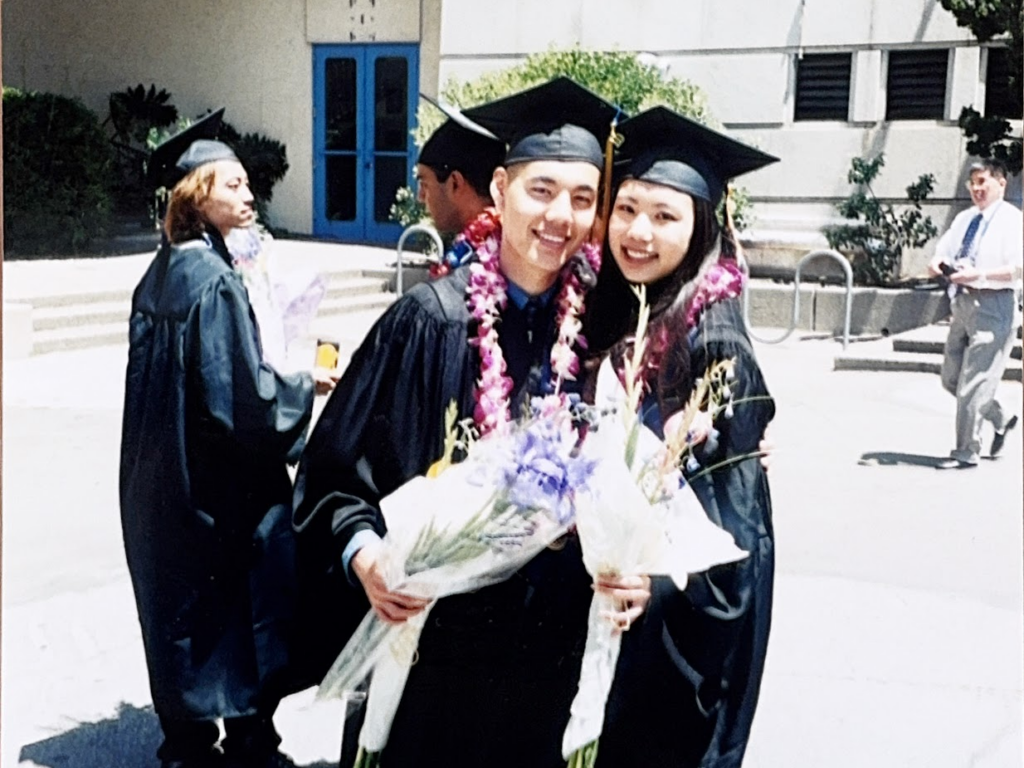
395 224 444 296
741 248 854 349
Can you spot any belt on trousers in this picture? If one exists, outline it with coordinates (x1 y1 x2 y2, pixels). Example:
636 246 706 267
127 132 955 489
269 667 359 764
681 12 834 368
960 286 1014 295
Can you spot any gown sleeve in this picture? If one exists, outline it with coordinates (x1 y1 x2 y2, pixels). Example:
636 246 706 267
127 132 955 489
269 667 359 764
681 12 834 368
189 272 315 464
292 280 474 577
666 298 776 766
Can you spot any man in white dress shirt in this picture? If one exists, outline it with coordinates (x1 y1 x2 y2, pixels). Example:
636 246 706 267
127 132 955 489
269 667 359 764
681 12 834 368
929 158 1023 469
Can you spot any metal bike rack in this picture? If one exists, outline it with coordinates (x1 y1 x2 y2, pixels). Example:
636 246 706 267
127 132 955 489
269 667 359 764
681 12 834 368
395 224 444 297
741 248 854 350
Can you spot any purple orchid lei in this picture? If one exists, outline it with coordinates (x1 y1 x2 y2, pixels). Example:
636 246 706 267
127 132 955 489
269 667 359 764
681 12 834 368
466 216 602 437
683 258 745 329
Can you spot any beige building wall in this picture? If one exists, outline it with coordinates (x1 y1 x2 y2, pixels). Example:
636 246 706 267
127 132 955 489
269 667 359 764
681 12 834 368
2 0 441 234
437 0 1022 268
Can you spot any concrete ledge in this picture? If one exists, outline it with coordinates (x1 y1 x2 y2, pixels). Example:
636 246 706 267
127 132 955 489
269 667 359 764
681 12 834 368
745 282 815 328
813 285 950 336
744 282 950 336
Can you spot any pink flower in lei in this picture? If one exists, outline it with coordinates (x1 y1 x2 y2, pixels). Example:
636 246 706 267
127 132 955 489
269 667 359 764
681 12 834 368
464 215 601 437
684 259 745 330
621 258 746 395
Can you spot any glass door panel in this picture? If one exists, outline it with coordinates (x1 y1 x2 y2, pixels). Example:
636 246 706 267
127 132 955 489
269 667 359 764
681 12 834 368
313 44 418 244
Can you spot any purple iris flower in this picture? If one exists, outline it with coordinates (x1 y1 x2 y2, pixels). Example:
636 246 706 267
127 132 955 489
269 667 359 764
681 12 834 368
501 418 596 525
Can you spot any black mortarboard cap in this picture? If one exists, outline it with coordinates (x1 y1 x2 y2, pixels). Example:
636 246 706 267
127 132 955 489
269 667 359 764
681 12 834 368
417 95 504 175
462 77 618 168
616 106 778 204
147 108 237 190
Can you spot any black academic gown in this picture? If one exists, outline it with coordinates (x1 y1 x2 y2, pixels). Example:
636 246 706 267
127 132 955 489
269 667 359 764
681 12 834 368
597 297 775 768
119 232 314 722
292 267 591 768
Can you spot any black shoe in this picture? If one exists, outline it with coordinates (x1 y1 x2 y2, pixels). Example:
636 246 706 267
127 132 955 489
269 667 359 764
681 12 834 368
991 415 1019 457
161 755 223 768
935 458 977 470
223 750 297 768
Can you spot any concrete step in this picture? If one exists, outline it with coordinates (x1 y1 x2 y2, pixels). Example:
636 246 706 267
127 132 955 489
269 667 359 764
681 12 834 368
33 322 129 356
893 337 1023 360
25 270 396 356
323 276 390 300
835 348 1022 381
33 300 132 332
29 288 134 310
316 292 395 317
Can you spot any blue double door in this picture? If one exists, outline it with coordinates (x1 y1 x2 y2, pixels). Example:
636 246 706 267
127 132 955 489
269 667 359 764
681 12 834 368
313 44 419 244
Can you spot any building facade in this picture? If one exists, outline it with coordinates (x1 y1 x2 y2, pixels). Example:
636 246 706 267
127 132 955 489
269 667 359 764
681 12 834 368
3 0 1021 265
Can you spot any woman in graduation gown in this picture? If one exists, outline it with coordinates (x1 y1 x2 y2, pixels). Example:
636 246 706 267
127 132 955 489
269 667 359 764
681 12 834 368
120 112 335 768
291 78 651 768
584 106 780 768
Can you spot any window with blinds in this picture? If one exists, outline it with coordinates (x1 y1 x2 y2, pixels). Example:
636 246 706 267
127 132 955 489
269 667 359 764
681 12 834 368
886 49 949 120
794 53 852 121
985 46 1023 119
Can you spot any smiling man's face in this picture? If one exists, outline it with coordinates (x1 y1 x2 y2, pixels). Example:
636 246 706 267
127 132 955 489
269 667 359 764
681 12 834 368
491 160 600 293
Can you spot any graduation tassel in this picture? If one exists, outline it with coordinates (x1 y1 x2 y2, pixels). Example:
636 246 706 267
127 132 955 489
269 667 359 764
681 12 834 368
594 108 622 244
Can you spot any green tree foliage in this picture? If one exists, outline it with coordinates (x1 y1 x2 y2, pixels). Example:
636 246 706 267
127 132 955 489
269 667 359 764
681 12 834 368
399 47 756 230
939 0 1023 173
428 47 714 139
3 87 114 255
825 154 938 286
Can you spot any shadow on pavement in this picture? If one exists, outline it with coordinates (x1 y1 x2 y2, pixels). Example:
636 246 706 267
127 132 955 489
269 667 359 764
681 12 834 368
19 703 335 768
858 451 947 468
19 703 162 768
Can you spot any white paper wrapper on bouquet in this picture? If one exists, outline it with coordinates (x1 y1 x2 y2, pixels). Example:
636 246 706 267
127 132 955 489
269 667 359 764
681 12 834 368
562 360 749 759
316 427 575 759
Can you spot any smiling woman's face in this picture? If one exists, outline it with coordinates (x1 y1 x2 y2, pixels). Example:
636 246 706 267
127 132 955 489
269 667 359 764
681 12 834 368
607 179 696 285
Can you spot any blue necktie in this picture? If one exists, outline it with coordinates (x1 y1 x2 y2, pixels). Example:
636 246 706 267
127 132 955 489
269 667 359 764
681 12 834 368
949 212 985 299
956 212 984 265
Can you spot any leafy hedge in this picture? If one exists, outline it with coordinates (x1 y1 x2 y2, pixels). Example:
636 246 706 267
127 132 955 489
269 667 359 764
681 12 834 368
401 47 754 231
3 87 114 255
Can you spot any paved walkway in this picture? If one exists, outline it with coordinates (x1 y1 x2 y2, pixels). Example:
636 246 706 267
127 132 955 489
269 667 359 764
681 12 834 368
2 246 1022 767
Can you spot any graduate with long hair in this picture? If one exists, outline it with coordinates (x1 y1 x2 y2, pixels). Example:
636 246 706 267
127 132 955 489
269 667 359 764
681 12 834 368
585 106 779 768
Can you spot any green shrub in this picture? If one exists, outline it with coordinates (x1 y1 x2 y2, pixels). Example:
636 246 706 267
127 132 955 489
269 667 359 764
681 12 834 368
430 47 714 140
393 47 753 229
824 154 938 286
3 87 114 256
108 83 179 146
105 84 179 214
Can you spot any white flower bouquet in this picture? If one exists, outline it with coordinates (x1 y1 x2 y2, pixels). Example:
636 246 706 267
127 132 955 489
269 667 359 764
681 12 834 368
562 287 749 768
317 398 597 768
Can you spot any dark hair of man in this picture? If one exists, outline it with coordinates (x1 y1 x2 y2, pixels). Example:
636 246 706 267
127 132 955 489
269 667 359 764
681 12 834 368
970 157 1008 180
422 159 495 200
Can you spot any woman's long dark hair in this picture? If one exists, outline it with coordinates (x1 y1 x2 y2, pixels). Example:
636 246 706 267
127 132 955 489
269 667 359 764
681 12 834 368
583 192 731 417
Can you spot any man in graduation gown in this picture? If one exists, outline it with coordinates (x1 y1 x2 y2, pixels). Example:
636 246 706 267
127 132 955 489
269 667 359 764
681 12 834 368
120 111 335 768
415 96 505 241
292 78 625 768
